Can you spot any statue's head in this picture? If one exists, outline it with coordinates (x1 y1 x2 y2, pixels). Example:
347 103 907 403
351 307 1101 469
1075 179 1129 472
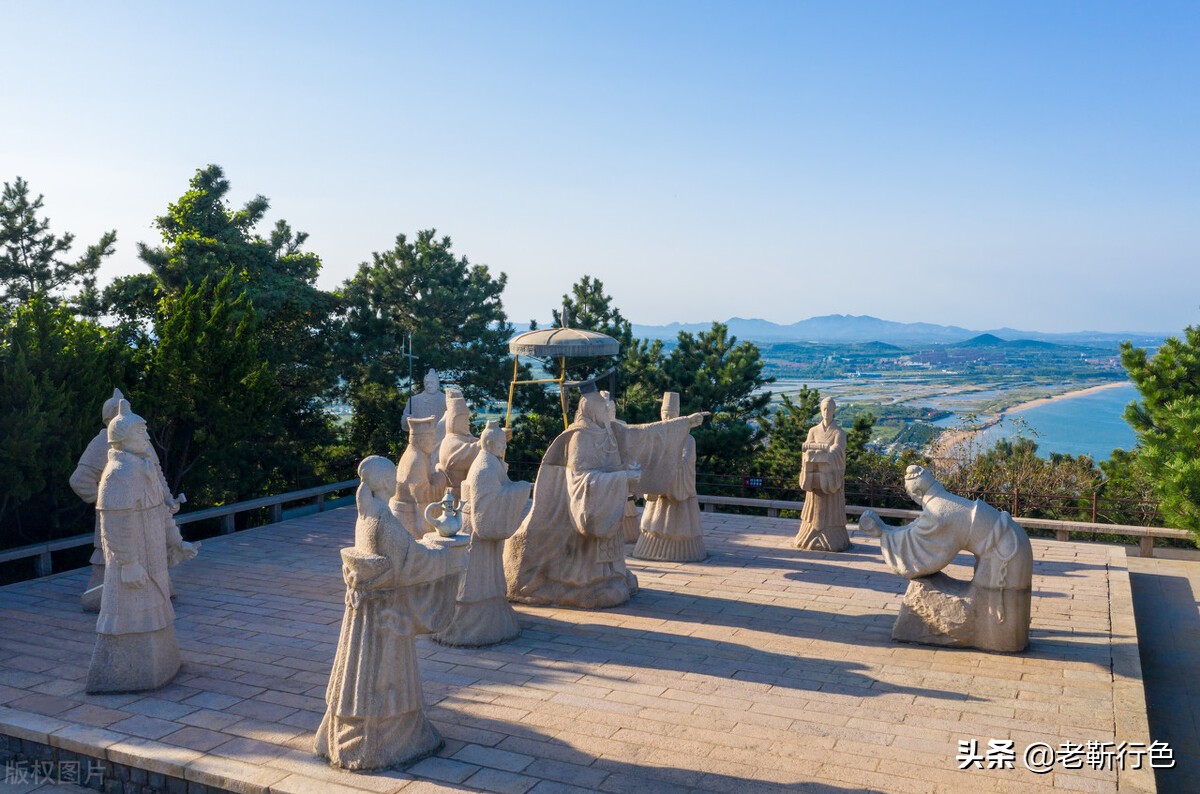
444 389 470 435
423 368 440 394
661 391 680 421
481 420 507 458
358 455 397 497
102 388 125 423
107 399 150 455
577 391 608 425
408 415 437 453
903 465 937 501
821 396 836 423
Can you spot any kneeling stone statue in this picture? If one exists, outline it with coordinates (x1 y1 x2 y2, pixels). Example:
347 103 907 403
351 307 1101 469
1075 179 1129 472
860 466 1032 653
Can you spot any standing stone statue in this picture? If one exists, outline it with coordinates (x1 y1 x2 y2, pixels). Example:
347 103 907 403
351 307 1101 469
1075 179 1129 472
793 397 850 552
316 455 467 770
402 368 447 448
70 389 183 612
435 421 532 647
391 416 447 539
504 389 704 609
859 466 1033 653
437 389 479 500
86 400 199 694
632 392 706 562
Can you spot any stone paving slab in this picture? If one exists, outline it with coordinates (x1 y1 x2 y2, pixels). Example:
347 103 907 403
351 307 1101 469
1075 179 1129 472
0 507 1161 793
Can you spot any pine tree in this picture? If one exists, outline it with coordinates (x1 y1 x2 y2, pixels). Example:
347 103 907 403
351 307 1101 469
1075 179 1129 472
1121 325 1200 538
0 177 116 313
336 230 513 458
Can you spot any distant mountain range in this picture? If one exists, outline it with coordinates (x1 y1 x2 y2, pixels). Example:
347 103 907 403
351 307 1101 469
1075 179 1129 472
629 315 1166 347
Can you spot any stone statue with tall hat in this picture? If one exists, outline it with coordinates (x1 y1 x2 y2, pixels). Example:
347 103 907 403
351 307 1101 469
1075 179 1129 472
504 387 705 609
71 389 184 612
859 465 1033 653
391 415 447 539
85 400 199 693
793 396 850 552
437 389 480 500
632 392 706 562
316 455 468 770
436 421 532 647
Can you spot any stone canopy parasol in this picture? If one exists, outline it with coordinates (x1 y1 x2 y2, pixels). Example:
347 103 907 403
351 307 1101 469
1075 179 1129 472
505 326 621 433
507 327 621 358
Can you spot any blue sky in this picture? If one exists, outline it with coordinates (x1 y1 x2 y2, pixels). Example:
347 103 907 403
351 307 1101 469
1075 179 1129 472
3 1 1197 333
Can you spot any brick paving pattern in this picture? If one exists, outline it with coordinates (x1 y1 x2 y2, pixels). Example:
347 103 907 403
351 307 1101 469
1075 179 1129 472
0 507 1162 792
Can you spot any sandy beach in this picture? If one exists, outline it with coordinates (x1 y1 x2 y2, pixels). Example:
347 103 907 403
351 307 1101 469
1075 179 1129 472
930 380 1131 459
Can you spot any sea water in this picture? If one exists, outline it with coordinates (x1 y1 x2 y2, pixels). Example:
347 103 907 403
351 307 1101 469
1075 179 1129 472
937 383 1140 461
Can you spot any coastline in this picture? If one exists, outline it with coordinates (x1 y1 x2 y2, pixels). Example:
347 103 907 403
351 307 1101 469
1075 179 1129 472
930 380 1132 458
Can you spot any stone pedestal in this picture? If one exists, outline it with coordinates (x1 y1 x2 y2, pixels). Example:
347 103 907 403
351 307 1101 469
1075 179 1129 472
85 626 180 694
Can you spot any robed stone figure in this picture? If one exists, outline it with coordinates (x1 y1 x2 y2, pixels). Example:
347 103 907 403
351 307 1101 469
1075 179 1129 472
504 390 704 609
317 455 467 770
435 421 532 646
794 397 850 552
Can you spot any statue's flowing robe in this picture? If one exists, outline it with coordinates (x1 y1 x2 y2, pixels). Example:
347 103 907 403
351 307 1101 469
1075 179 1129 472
95 450 179 635
436 452 531 646
317 488 462 770
879 486 1033 652
504 417 692 608
72 430 175 609
633 435 705 561
795 422 849 551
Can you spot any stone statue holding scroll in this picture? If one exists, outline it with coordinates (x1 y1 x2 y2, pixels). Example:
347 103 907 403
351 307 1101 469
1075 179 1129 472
391 416 447 538
859 465 1033 653
86 400 198 694
632 392 706 562
504 389 705 609
437 389 479 500
436 421 531 647
793 396 850 552
71 389 183 612
316 455 467 770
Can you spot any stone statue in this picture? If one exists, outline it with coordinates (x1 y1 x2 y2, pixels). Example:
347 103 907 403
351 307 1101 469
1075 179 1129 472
86 401 199 694
859 466 1033 653
391 416 447 539
402 368 447 447
316 456 468 770
504 389 705 609
793 397 850 552
435 422 532 647
437 389 479 500
70 389 183 612
632 392 706 562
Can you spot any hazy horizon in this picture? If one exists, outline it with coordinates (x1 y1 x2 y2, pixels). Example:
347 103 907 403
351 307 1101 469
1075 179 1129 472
4 1 1197 335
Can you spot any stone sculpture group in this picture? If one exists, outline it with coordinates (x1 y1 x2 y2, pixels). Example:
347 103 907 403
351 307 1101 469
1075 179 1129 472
66 368 1036 775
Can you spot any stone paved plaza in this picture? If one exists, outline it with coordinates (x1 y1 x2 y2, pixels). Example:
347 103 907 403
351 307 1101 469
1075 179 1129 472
0 508 1165 793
